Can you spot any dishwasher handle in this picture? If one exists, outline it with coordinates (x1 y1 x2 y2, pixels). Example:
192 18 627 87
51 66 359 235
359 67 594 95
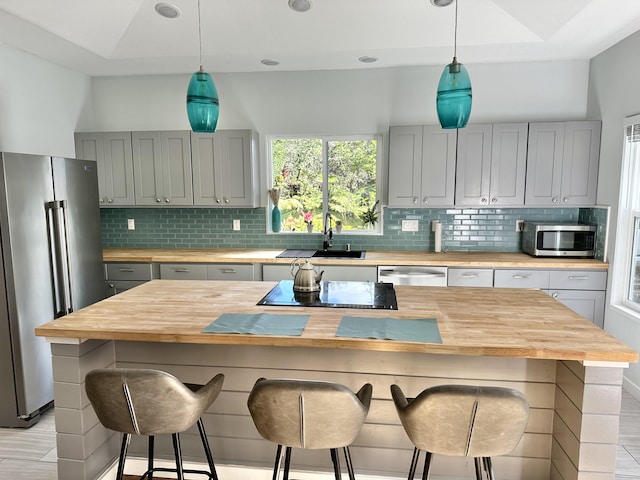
379 270 446 279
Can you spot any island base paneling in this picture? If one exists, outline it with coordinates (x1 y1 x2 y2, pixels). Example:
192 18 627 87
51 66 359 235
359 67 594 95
48 340 627 480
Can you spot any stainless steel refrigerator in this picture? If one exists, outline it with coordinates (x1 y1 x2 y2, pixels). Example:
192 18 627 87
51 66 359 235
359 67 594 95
0 153 106 427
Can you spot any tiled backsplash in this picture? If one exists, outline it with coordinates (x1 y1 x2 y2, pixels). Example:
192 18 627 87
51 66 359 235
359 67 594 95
101 206 608 259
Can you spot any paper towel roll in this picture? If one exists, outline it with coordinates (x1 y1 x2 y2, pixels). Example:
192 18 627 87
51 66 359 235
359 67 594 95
434 222 442 253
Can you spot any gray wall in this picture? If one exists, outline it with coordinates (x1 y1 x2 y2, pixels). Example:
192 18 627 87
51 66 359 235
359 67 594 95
588 29 640 393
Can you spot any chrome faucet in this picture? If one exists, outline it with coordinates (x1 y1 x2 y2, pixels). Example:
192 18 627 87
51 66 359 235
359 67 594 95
322 212 333 250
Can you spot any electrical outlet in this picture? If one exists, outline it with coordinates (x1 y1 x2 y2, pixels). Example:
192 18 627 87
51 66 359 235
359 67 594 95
516 220 524 232
233 219 241 231
401 220 419 232
127 218 135 230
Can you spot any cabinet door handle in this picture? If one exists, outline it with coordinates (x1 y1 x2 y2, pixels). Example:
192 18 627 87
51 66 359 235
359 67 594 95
224 198 230 204
568 275 589 281
156 198 161 203
563 196 569 203
107 198 113 203
491 197 497 203
551 292 559 299
423 197 429 204
174 268 191 273
100 198 105 204
481 197 488 204
216 198 221 204
413 197 418 204
220 269 237 274
165 197 170 203
119 268 135 273
552 197 559 204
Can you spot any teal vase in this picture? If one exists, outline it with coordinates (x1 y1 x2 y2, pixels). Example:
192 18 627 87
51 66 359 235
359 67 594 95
271 206 282 232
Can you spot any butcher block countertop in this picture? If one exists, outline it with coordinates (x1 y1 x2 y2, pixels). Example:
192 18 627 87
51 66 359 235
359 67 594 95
103 248 608 269
35 280 634 363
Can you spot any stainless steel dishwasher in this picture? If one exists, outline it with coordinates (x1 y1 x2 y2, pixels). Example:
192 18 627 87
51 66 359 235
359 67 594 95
377 266 448 286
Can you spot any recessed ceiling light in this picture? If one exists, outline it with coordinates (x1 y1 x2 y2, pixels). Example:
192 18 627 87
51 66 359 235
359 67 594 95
430 0 454 6
155 3 180 18
358 56 378 64
261 59 280 66
288 0 312 13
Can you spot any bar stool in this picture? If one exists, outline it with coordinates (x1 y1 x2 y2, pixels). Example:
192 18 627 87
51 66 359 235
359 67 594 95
85 368 224 480
247 378 372 480
390 384 529 480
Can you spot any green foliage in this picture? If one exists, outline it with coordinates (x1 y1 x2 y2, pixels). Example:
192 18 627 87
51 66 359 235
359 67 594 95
272 137 377 232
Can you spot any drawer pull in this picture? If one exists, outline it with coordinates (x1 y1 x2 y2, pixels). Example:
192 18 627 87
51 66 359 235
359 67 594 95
460 273 479 278
568 276 589 281
174 268 191 273
220 269 237 274
118 268 135 273
552 293 559 299
512 274 530 280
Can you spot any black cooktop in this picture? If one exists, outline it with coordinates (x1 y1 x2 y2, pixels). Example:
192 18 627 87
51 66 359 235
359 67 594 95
257 280 398 310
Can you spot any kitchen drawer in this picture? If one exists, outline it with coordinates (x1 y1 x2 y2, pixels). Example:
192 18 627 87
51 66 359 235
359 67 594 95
549 270 607 290
207 264 261 281
105 262 159 281
262 264 377 282
160 263 208 280
494 269 550 289
447 268 494 288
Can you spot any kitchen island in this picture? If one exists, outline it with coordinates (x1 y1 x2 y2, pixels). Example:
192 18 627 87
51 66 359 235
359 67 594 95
36 280 636 480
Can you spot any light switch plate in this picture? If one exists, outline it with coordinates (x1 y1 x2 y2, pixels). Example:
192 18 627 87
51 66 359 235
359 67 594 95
402 220 419 232
233 219 241 231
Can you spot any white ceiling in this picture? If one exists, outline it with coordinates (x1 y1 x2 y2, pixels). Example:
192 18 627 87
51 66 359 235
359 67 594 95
1 0 640 77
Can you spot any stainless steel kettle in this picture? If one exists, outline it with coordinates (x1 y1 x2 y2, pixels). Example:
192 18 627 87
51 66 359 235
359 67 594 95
291 258 324 292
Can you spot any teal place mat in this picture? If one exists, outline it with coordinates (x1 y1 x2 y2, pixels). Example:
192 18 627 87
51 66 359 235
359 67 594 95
336 316 442 344
203 313 309 336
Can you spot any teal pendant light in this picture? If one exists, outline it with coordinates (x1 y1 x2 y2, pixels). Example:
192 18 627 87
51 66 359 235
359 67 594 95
436 0 472 129
187 0 219 133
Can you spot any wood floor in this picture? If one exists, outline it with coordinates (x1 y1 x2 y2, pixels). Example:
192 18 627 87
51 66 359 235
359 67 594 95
1 390 640 479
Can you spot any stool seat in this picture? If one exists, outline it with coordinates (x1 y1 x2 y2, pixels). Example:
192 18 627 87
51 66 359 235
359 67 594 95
86 368 224 480
248 378 372 480
391 384 529 480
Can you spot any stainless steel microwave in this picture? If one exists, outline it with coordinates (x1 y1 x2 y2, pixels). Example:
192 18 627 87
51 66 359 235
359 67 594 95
521 222 596 257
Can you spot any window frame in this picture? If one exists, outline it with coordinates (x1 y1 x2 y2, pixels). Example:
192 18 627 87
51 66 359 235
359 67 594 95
266 133 384 234
613 114 640 314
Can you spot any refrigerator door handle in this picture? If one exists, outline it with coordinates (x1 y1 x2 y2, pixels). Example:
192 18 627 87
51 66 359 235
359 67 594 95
46 200 73 317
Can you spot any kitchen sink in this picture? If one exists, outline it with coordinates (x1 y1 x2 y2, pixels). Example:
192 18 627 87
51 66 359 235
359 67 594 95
311 249 366 259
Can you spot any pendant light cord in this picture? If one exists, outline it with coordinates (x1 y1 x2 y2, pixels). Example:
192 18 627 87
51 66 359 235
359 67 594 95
197 0 203 70
453 0 458 60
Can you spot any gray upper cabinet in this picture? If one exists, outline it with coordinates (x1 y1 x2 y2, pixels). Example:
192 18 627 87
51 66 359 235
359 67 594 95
525 121 600 206
191 130 258 207
132 131 193 206
455 123 527 206
388 125 456 207
75 132 135 207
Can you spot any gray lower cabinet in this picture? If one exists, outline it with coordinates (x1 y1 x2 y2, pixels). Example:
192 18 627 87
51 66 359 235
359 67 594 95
447 268 494 287
263 264 377 282
494 268 607 327
104 262 159 295
160 263 261 281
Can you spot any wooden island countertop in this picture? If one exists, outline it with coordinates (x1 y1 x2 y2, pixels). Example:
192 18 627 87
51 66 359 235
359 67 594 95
35 279 634 363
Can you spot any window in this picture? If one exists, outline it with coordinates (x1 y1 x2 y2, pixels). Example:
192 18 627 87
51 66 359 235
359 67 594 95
614 116 640 312
268 136 381 233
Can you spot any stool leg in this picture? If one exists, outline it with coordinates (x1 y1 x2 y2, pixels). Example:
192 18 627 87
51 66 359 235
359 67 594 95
116 433 130 480
343 447 355 480
196 418 218 480
407 447 420 480
421 452 431 480
330 448 342 480
172 433 185 480
474 458 483 480
147 436 154 480
483 457 494 480
283 446 292 480
272 445 283 480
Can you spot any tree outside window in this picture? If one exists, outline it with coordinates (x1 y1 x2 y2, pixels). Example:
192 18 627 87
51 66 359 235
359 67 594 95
270 136 379 233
